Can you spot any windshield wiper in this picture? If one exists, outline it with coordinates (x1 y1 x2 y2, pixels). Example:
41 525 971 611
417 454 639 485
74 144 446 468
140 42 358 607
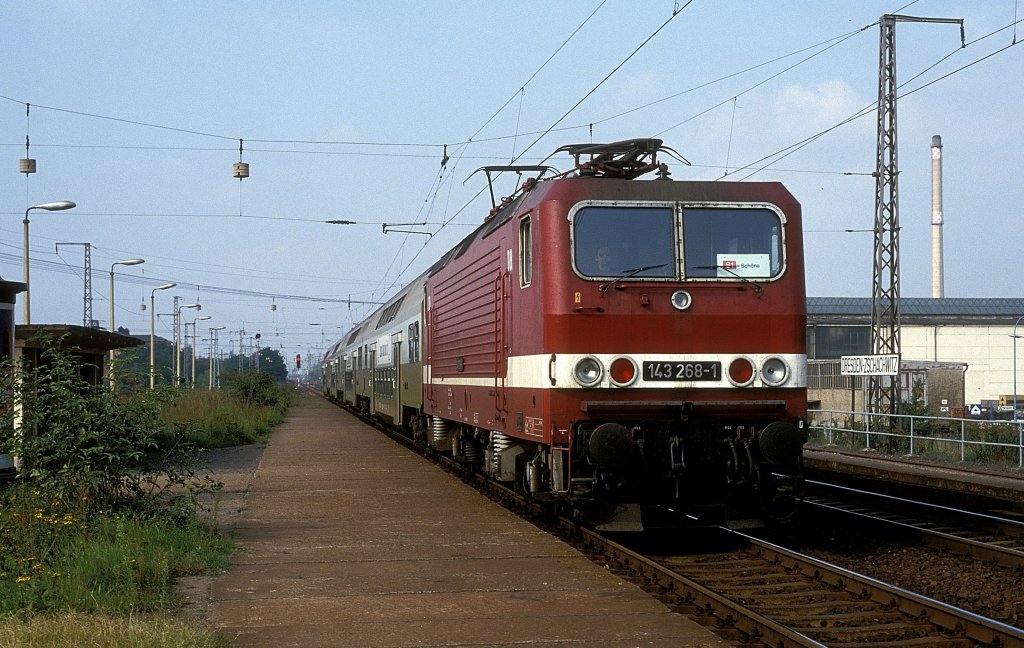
693 265 764 294
598 263 669 293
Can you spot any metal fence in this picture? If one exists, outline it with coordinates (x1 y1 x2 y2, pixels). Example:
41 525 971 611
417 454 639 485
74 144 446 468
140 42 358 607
807 409 1024 468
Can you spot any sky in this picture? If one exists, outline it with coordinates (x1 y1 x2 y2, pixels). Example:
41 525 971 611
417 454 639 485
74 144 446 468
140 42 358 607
2 1 1022 368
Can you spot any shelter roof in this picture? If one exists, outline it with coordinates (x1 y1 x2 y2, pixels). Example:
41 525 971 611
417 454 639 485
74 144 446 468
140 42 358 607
15 325 144 353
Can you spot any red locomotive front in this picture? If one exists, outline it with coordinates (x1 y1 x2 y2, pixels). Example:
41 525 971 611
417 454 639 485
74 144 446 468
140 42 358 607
424 140 807 530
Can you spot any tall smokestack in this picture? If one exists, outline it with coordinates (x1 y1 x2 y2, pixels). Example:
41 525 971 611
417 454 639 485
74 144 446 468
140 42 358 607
931 135 944 299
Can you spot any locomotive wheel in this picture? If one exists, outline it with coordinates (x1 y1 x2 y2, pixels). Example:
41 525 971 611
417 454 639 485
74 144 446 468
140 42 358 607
760 472 805 522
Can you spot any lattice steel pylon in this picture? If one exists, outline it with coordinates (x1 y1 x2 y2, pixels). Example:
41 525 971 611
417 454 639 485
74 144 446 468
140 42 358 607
868 14 963 422
55 242 93 327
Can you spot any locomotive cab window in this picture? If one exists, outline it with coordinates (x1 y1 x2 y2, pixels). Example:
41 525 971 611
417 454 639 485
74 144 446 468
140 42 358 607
573 206 675 279
682 207 782 278
519 215 532 287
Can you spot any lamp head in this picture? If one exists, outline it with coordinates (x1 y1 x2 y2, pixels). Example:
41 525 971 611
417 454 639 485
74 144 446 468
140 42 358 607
32 201 76 212
156 283 176 291
116 258 145 267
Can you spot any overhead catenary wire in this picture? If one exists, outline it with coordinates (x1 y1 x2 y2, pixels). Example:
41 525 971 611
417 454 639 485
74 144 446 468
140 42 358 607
513 1 694 164
0 10 1011 168
0 15 929 168
729 16 1024 181
359 1 612 305
4 5 1021 348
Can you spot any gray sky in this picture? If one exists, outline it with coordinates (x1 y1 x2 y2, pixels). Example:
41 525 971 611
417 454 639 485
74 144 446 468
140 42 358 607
2 1 1021 364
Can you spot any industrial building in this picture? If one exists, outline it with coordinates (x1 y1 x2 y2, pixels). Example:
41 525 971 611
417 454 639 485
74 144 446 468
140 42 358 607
807 297 1024 418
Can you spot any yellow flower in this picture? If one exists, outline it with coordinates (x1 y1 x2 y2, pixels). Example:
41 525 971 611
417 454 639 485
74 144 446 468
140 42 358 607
16 576 31 584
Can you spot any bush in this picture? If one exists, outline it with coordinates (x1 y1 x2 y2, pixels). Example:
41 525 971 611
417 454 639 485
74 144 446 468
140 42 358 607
225 370 289 408
0 340 186 511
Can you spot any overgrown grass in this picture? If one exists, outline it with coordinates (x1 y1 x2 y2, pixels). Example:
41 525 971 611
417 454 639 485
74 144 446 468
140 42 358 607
158 387 290 448
0 485 231 614
0 611 229 648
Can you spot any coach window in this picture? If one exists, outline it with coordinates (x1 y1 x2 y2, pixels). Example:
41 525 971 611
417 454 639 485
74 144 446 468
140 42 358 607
682 207 782 279
573 205 675 279
519 215 532 287
408 322 420 363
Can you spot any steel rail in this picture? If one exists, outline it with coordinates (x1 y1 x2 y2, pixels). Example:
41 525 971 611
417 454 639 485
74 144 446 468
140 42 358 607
806 479 1024 569
729 530 1024 647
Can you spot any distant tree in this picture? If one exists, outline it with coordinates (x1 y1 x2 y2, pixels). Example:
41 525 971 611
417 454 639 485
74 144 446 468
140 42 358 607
119 335 176 387
218 348 288 384
258 348 288 382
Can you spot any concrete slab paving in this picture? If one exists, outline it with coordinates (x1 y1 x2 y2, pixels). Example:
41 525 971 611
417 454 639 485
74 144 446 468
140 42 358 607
208 392 727 647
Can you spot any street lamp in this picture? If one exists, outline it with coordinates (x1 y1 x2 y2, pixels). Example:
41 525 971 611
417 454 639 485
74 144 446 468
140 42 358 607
109 259 145 335
175 303 200 386
209 325 226 389
23 200 76 324
109 258 145 386
190 315 211 388
149 282 176 389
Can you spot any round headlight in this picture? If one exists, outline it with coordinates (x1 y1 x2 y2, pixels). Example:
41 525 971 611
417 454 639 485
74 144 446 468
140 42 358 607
573 356 604 387
670 290 692 311
609 357 637 387
728 357 755 386
761 357 789 386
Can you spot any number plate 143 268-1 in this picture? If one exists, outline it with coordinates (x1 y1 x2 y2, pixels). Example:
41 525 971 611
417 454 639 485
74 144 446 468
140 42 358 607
642 361 721 381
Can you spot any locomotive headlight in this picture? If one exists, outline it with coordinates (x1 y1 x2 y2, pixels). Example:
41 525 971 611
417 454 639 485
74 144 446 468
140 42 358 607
670 290 692 311
760 357 789 386
573 356 604 387
609 357 637 387
727 357 755 386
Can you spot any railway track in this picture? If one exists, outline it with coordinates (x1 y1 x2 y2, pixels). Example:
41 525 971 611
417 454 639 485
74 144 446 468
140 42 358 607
346 402 1024 647
804 480 1024 569
582 528 1024 647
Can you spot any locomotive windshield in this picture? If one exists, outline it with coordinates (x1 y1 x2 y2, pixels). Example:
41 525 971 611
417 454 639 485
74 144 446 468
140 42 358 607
572 204 783 280
574 206 675 278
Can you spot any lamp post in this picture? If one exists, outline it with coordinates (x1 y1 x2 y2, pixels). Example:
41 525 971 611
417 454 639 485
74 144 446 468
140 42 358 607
149 282 176 389
23 201 76 324
109 258 145 386
190 315 211 388
209 325 226 389
175 303 200 386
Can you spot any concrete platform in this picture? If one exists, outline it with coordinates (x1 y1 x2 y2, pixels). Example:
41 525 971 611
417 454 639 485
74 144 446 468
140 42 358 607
208 393 726 647
804 447 1024 513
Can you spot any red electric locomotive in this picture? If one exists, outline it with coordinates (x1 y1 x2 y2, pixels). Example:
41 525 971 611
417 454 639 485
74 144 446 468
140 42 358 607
324 139 807 530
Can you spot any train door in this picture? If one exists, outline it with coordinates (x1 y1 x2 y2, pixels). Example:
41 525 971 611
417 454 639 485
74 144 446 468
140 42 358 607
368 344 376 415
425 296 436 412
346 352 355 405
392 336 402 425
